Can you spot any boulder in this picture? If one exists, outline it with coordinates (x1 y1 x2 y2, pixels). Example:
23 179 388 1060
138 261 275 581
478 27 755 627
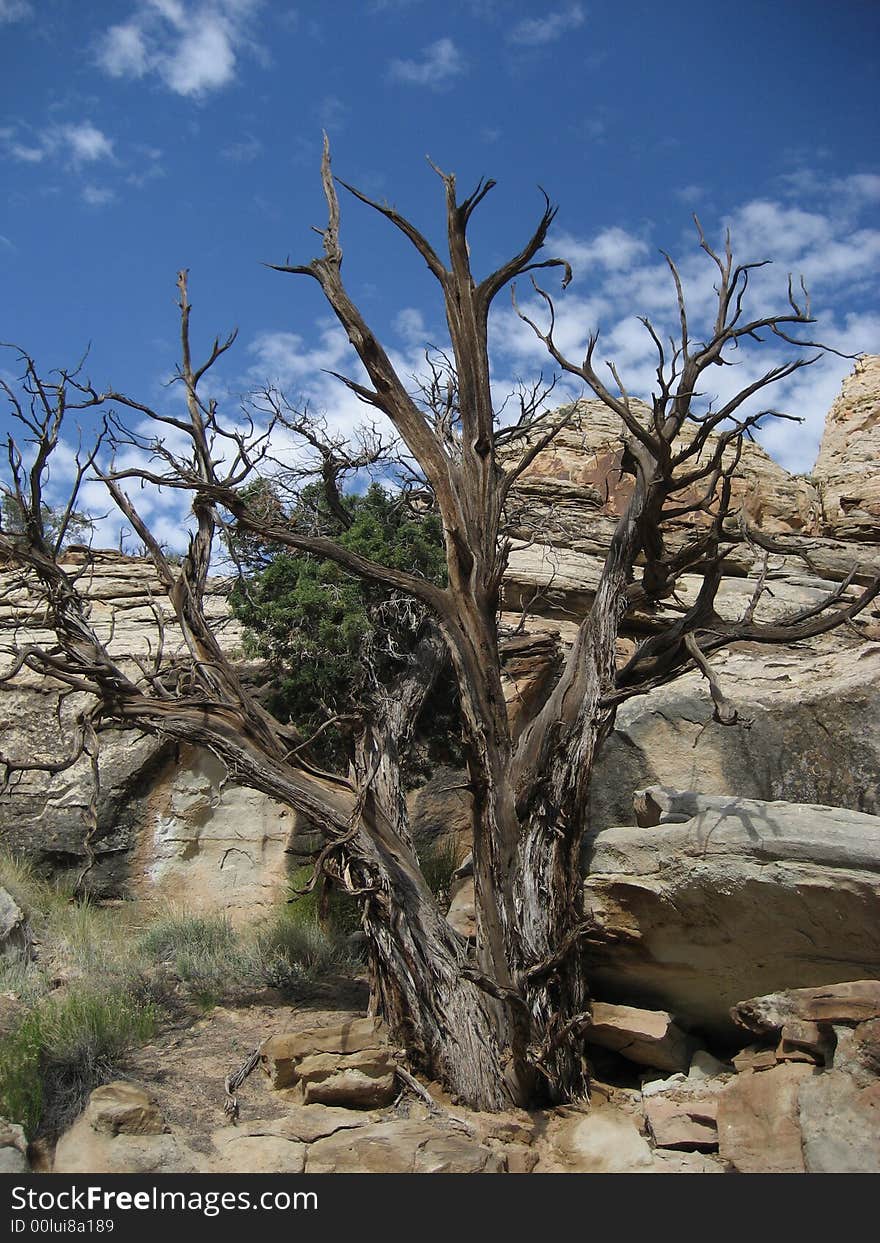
543 1106 654 1173
586 1002 696 1072
0 886 29 959
260 1016 395 1094
716 1062 815 1173
589 643 880 829
305 1120 504 1174
583 792 880 1038
0 1119 28 1174
798 1071 880 1173
53 1115 197 1174
733 980 880 1032
85 1082 164 1137
643 1095 718 1151
296 1048 398 1109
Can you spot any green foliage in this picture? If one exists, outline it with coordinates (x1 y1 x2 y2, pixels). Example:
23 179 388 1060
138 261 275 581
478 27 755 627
416 837 462 906
0 987 158 1138
229 482 447 755
1 493 94 548
0 853 358 1136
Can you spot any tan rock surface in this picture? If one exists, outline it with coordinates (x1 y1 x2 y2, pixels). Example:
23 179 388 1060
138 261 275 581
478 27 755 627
586 1001 696 1073
798 1071 880 1173
85 1082 164 1137
813 354 880 541
716 1062 815 1173
582 793 880 1038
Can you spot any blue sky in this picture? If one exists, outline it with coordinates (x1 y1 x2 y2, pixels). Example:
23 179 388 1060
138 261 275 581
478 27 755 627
1 1 878 546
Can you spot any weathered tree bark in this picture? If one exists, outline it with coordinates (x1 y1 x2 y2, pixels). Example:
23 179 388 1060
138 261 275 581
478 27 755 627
2 148 877 1111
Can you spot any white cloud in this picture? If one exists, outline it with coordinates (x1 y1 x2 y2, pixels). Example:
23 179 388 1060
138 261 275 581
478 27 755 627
392 307 426 344
389 37 465 89
62 122 116 165
220 133 262 162
555 226 649 273
0 0 33 23
98 21 150 77
508 4 585 46
490 177 880 473
96 0 263 98
2 121 115 168
82 184 117 208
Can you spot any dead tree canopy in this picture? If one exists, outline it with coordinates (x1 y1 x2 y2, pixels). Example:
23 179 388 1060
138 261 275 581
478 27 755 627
1 139 877 1111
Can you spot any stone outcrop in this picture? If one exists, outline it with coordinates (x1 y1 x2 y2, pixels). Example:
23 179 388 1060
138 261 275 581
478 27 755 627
84 1082 164 1137
716 1062 815 1173
260 1016 400 1108
582 790 880 1038
53 1083 198 1175
713 980 880 1173
0 1119 29 1174
43 988 880 1174
813 354 880 542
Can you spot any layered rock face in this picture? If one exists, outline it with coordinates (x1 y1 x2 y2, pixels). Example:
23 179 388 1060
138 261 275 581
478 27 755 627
0 553 291 920
502 358 880 825
581 789 880 1039
812 353 880 542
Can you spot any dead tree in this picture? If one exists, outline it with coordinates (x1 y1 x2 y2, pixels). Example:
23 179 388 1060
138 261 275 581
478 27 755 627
1 142 877 1110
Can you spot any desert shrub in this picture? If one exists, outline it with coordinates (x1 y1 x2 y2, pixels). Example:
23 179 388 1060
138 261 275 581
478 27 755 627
417 837 462 906
138 911 262 1007
0 852 73 922
0 986 158 1138
256 905 357 989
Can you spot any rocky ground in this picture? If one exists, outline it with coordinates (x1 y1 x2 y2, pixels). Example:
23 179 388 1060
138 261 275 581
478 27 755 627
2 976 876 1175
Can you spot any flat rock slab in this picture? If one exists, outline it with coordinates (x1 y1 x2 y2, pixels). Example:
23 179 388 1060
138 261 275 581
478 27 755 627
586 1001 696 1072
211 1130 306 1174
305 1120 504 1174
644 1095 719 1151
248 1105 374 1144
733 980 880 1033
583 794 880 1039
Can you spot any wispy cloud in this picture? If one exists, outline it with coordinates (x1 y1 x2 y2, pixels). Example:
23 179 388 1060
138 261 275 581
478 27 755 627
220 133 263 162
316 95 348 131
491 177 880 472
388 37 465 89
0 0 33 23
2 121 115 168
96 0 263 98
82 184 118 208
508 4 585 47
